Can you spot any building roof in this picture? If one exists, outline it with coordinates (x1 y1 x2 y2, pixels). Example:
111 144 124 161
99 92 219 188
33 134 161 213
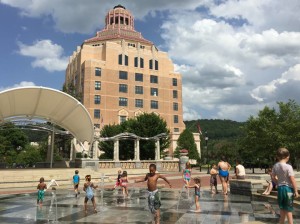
0 87 94 143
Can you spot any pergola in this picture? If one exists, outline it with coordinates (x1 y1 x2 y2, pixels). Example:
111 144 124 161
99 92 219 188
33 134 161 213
97 132 168 161
0 86 94 167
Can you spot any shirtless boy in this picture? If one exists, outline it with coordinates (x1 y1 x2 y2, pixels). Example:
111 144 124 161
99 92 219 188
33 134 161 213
135 164 172 224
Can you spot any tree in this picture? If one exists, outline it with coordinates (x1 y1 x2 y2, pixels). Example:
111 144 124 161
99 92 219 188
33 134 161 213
124 113 171 160
99 124 123 159
98 113 170 160
239 100 300 167
175 129 199 160
16 145 42 167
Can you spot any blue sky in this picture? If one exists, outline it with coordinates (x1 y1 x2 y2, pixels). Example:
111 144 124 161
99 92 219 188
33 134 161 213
1 0 300 121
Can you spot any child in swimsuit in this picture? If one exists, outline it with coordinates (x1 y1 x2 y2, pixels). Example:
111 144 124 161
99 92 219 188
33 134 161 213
113 169 122 190
186 177 201 212
120 170 129 197
83 175 98 215
37 177 47 206
135 164 172 224
210 164 218 194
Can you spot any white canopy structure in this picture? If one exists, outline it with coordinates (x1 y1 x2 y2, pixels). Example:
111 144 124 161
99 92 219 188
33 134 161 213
0 86 94 144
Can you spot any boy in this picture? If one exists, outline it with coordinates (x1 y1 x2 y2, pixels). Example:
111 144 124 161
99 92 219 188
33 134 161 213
210 164 218 194
135 164 172 224
272 148 298 224
37 177 47 206
73 170 80 197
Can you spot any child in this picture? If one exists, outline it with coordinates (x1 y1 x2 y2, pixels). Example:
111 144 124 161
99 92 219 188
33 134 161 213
272 148 298 224
113 169 122 190
135 164 172 224
182 161 192 186
37 177 47 206
210 164 218 194
73 170 80 197
185 177 201 212
120 170 129 197
262 168 277 195
83 175 98 214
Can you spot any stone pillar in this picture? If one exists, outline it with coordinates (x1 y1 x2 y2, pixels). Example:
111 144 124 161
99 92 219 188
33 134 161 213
46 134 52 162
92 141 99 159
134 139 140 161
114 140 119 161
70 138 76 161
155 139 160 160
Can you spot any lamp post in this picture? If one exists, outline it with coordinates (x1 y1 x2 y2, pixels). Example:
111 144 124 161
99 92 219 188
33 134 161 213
205 132 209 174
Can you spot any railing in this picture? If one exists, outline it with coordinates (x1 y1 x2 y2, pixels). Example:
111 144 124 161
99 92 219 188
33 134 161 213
98 160 179 171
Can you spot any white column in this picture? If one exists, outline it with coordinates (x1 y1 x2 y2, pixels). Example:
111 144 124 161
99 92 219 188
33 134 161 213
134 139 140 161
155 139 160 160
92 141 99 159
114 140 119 161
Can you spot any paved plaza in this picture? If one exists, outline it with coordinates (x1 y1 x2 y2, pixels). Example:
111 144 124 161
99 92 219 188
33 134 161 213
0 186 299 223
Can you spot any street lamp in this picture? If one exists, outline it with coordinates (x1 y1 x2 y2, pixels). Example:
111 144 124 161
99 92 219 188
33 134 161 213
205 132 209 174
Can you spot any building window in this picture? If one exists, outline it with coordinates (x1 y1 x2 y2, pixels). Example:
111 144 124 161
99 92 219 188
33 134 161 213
119 71 128 80
174 128 179 133
134 57 138 67
135 73 143 82
135 99 143 108
174 115 179 123
173 90 178 99
95 67 101 76
149 60 153 70
119 84 128 93
94 124 100 128
140 58 144 68
150 75 158 84
172 78 177 86
135 86 143 94
119 54 128 66
173 102 178 111
151 88 158 96
155 60 159 70
94 95 101 104
118 54 122 65
94 109 100 118
120 115 127 123
119 97 128 106
95 81 101 90
128 43 136 47
151 100 158 109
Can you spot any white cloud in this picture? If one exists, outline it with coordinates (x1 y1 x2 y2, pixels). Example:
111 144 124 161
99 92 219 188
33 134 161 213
0 81 36 92
17 39 68 72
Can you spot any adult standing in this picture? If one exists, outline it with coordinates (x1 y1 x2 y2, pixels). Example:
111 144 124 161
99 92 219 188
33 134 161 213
218 156 231 195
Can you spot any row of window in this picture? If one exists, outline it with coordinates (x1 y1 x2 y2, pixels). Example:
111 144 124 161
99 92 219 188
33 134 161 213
118 54 158 70
94 81 178 98
93 95 178 110
95 69 178 86
94 109 179 123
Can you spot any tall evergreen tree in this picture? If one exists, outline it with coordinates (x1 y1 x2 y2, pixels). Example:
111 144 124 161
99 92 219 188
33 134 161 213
175 129 199 160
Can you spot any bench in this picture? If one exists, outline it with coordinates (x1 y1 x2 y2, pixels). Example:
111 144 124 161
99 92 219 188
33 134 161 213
229 179 264 196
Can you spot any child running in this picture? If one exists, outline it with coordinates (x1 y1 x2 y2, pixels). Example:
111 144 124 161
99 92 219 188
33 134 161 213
73 170 80 197
185 177 201 212
113 169 122 190
37 177 47 206
120 170 129 197
272 148 298 224
135 164 172 224
83 175 98 215
210 164 218 194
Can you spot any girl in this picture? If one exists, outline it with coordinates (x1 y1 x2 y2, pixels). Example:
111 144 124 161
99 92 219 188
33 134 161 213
113 169 122 190
182 162 192 197
37 177 47 206
83 175 98 214
210 164 218 194
120 171 129 197
186 177 201 212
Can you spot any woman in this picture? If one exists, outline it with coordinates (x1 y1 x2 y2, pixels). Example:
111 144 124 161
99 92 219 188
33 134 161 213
218 156 231 195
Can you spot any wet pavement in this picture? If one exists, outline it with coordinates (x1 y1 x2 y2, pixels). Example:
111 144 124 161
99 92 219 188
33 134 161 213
1 186 299 223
